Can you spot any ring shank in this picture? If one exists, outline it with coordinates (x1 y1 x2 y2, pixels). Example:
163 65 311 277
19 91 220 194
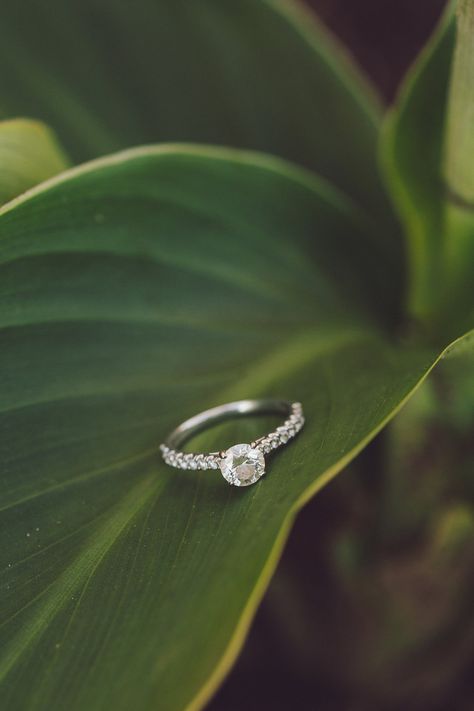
165 399 291 449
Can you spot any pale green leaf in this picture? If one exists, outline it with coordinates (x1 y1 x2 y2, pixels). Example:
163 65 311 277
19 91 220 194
381 1 474 337
381 3 455 324
0 118 68 205
442 0 474 334
444 0 474 202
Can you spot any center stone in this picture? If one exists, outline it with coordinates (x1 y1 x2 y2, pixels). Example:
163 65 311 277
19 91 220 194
219 443 266 487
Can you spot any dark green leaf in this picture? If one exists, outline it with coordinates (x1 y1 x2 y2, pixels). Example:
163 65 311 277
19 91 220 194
0 0 397 241
0 145 464 711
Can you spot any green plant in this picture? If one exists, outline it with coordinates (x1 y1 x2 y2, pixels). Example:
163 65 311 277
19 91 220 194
0 1 472 710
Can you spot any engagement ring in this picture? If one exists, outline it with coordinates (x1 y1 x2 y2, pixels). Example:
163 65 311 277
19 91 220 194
160 399 305 487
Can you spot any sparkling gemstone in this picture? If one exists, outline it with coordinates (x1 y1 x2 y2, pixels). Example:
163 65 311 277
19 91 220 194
219 443 265 487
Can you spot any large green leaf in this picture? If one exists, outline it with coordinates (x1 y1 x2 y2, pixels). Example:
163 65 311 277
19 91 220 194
382 0 474 336
0 118 68 205
0 0 397 241
0 145 463 711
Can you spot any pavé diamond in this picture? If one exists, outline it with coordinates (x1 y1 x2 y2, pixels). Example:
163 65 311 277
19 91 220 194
219 443 265 487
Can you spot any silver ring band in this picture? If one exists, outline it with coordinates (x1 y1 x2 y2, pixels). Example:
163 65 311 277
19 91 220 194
160 399 304 487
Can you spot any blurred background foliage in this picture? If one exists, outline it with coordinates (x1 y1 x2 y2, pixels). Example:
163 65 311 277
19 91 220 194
209 2 474 709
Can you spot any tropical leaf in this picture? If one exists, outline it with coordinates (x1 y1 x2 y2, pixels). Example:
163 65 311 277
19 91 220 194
0 145 465 711
382 0 474 336
0 118 68 205
0 0 398 242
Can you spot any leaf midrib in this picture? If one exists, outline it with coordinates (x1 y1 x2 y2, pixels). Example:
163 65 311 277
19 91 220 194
0 448 157 516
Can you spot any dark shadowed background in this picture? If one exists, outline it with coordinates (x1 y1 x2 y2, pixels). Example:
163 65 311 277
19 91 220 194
307 0 446 102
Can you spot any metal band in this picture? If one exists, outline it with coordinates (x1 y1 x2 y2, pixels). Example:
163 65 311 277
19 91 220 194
159 399 304 472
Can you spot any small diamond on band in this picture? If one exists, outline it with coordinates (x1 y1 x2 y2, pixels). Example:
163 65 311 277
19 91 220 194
159 399 305 487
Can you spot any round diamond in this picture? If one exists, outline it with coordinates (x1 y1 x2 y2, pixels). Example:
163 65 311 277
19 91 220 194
219 443 265 487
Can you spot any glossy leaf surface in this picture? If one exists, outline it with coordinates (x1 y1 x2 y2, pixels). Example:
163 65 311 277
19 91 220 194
0 0 397 241
0 146 456 711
